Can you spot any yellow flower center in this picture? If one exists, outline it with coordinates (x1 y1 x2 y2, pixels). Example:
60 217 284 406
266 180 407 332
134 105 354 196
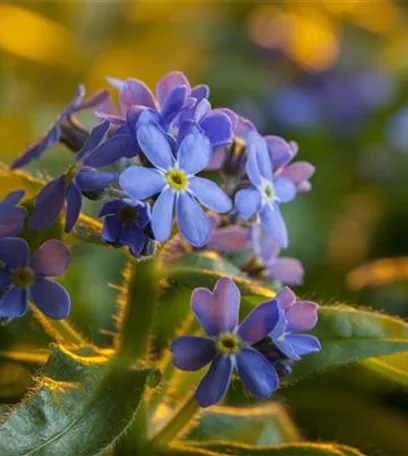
165 169 188 191
117 206 138 225
12 267 34 288
216 333 242 355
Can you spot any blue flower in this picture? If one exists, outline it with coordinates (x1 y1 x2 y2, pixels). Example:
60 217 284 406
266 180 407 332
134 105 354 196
171 278 282 407
0 191 27 238
98 198 151 256
11 85 109 169
234 131 297 248
0 238 71 320
30 121 118 233
269 287 322 361
119 122 232 247
251 224 304 286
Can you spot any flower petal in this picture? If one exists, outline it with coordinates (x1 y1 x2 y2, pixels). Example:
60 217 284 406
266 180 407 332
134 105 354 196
119 78 156 111
260 203 288 248
238 299 280 344
171 336 216 371
192 277 240 337
177 131 212 175
285 301 319 333
65 181 82 233
0 237 29 269
98 199 122 217
76 120 110 161
267 258 304 285
200 111 232 147
161 85 188 124
273 337 300 361
274 286 297 311
137 123 174 170
274 177 297 203
84 134 132 168
30 176 66 231
190 177 232 214
30 278 70 320
119 166 165 200
234 188 261 220
0 207 27 238
250 225 280 264
246 131 273 181
191 84 209 101
196 355 233 408
101 216 120 243
151 188 175 242
245 148 262 186
76 169 117 191
280 161 315 184
120 225 145 256
264 136 292 168
0 287 28 318
0 190 25 213
156 71 190 108
176 193 211 247
30 240 71 277
208 226 250 253
284 334 322 356
236 348 279 398
0 269 11 288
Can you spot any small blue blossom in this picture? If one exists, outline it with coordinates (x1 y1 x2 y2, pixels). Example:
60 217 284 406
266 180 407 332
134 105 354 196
235 131 297 248
98 198 151 257
0 191 27 238
269 287 322 361
0 238 71 320
171 277 281 407
11 85 109 169
119 122 232 247
30 121 117 233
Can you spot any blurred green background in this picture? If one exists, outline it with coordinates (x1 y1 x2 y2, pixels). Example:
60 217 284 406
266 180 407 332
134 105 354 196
1 2 408 455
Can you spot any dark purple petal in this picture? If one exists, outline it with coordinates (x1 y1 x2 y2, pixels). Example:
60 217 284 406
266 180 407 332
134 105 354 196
284 334 321 356
0 207 27 238
98 199 123 217
119 166 164 200
0 287 28 318
200 111 232 147
264 136 292 169
235 188 261 220
0 190 25 213
30 278 70 320
176 193 211 247
285 301 319 333
236 348 279 398
156 71 190 108
76 120 110 162
30 240 71 277
102 216 121 243
190 84 209 102
161 85 188 124
178 131 212 175
120 225 145 256
151 188 175 242
65 181 82 233
137 123 174 170
246 131 273 182
84 134 132 168
267 258 304 285
0 237 29 269
217 108 238 132
192 277 240 337
0 269 11 288
30 176 66 231
274 177 297 203
279 161 315 184
189 177 232 214
76 169 117 191
208 226 250 253
274 286 297 311
238 299 280 344
171 336 216 371
260 203 288 248
119 78 156 112
196 355 233 408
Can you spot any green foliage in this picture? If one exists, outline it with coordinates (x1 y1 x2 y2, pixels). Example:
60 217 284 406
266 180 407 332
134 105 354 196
0 347 152 456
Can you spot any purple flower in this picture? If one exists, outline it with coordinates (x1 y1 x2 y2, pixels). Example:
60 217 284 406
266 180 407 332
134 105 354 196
119 122 232 247
0 238 71 319
30 121 117 233
235 131 297 248
0 191 27 238
269 287 322 361
251 224 304 285
207 215 251 254
171 277 281 407
98 198 151 256
11 85 109 169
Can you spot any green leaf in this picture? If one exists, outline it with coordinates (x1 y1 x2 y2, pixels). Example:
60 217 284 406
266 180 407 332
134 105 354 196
0 346 152 456
360 353 408 386
290 305 408 382
185 404 300 445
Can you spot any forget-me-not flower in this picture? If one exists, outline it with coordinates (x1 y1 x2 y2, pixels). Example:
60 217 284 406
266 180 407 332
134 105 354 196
119 122 232 247
11 85 109 169
0 191 27 238
235 131 297 248
171 277 282 407
0 238 71 320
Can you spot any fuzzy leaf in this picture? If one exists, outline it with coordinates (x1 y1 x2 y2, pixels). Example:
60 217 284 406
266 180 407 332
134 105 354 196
0 346 151 456
360 353 408 386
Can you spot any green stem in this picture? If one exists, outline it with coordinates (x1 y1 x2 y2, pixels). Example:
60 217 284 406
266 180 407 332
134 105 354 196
151 393 199 447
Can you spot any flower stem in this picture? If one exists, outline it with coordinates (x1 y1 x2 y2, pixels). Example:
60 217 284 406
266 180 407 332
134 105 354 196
150 393 199 447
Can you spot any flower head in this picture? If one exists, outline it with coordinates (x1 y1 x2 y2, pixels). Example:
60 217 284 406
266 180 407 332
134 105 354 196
234 131 297 248
30 121 117 233
269 287 322 361
119 122 232 247
171 277 282 407
0 238 71 320
0 191 27 238
11 85 109 169
98 197 152 257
